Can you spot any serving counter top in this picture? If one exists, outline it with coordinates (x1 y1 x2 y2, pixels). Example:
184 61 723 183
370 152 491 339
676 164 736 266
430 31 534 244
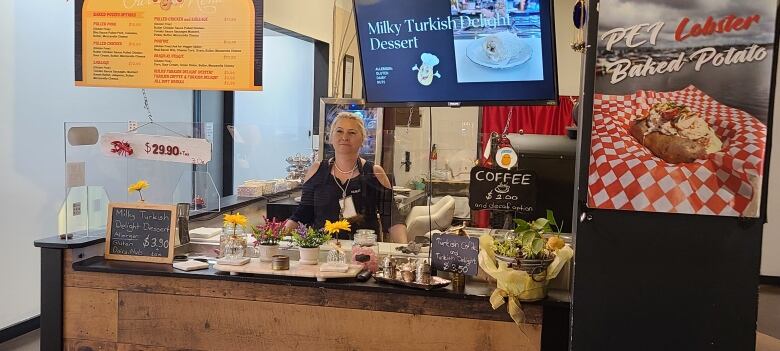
36 233 570 351
72 255 568 316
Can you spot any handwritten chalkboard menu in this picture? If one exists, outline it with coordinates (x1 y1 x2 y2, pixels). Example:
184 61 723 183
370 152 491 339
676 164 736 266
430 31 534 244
105 202 177 264
431 233 479 276
469 166 537 213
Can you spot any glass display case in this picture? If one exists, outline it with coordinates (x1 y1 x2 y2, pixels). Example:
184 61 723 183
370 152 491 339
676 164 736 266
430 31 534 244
61 122 220 240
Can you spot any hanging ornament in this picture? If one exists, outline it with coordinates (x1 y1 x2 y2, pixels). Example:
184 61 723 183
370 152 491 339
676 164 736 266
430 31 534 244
572 0 587 29
495 146 518 170
571 0 587 53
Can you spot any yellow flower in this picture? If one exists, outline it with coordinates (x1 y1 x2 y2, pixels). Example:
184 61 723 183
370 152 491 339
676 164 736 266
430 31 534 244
224 213 248 228
546 236 565 251
324 219 351 235
128 180 149 193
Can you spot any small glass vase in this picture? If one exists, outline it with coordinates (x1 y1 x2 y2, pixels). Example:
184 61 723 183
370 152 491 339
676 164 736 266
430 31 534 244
220 226 246 259
223 234 247 260
326 242 347 264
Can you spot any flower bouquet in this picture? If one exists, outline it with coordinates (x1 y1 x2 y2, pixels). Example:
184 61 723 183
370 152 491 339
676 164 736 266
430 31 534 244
252 217 286 262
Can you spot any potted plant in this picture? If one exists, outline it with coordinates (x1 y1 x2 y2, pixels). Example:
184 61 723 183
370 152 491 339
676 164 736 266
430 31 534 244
252 217 285 262
291 222 332 265
494 210 565 280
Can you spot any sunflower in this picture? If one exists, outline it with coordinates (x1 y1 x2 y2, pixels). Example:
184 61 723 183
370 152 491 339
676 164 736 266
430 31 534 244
224 213 248 228
128 180 149 193
324 219 351 235
128 180 149 201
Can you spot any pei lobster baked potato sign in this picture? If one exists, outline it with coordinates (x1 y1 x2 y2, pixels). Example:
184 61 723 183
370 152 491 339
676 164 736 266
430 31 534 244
587 0 777 217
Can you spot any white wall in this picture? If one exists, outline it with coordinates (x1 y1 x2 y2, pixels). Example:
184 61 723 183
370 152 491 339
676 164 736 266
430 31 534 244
393 107 480 187
761 66 780 277
554 0 584 96
265 0 339 96
0 0 193 331
265 0 334 43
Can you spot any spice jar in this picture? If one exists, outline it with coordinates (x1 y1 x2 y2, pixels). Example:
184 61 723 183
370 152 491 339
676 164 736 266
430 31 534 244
351 230 379 273
382 255 397 279
416 260 431 285
400 260 416 283
451 272 466 293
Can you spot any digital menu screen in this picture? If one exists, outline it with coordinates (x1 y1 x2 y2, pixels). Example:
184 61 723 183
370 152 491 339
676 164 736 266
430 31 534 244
354 0 558 106
75 0 263 91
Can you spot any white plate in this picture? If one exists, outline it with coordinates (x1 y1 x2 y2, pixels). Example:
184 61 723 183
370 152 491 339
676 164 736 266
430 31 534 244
294 196 302 202
393 186 412 193
466 34 532 69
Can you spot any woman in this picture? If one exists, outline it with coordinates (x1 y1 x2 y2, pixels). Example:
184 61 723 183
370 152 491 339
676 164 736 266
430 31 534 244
285 112 409 243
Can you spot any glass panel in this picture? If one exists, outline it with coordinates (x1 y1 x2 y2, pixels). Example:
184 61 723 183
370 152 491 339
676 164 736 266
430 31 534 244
63 122 218 240
232 26 315 187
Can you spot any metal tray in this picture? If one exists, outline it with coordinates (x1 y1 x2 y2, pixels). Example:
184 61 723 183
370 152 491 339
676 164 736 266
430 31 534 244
373 272 451 290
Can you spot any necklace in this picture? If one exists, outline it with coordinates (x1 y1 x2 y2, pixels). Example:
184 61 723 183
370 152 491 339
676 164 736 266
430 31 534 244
334 160 358 174
333 173 353 219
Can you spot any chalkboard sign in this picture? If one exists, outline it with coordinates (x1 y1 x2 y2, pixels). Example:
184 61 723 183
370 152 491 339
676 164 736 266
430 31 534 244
105 202 177 264
469 166 536 212
431 233 479 276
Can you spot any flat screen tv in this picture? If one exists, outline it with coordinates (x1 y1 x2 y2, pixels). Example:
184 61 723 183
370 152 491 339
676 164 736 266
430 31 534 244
353 0 559 107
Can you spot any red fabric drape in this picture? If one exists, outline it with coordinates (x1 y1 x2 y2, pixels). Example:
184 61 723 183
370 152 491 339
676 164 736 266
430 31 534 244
480 96 576 156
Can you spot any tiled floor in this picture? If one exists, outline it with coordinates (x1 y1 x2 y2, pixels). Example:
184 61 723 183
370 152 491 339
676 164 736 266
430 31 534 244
759 285 780 339
759 285 780 351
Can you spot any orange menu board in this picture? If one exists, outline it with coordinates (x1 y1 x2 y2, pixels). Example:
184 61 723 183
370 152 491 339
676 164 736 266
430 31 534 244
75 0 262 91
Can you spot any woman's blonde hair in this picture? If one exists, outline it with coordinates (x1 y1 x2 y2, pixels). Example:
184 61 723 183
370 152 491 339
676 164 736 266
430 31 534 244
330 112 367 144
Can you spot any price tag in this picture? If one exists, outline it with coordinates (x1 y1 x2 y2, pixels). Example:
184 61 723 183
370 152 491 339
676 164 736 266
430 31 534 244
99 133 212 164
105 202 177 264
431 233 479 276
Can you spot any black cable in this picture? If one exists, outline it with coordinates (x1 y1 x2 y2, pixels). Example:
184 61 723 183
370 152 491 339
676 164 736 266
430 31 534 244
427 106 433 264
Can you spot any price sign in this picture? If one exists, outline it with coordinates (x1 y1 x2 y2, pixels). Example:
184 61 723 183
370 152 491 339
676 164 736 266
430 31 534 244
105 202 177 264
99 132 212 164
469 166 537 213
431 233 479 276
75 0 263 91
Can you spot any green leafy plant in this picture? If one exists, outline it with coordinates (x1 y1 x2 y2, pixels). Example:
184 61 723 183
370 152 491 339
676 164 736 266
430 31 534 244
498 210 564 260
291 222 332 248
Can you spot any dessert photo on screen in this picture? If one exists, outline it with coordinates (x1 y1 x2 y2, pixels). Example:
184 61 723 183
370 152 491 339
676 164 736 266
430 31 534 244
451 0 544 83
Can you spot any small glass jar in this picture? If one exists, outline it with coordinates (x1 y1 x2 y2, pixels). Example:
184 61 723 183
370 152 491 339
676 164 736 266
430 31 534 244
351 230 379 273
326 245 347 264
220 225 246 259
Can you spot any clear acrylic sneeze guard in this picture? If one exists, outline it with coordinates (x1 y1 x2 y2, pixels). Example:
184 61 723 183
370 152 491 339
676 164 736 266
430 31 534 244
62 122 220 240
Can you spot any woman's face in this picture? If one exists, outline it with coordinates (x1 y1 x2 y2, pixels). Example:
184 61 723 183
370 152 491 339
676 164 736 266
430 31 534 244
331 118 364 154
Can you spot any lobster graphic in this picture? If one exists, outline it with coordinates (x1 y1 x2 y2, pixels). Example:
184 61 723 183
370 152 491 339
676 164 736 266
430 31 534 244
110 140 134 157
154 0 184 11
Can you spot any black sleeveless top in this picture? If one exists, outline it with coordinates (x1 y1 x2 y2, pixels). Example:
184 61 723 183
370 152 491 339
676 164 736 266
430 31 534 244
290 159 402 238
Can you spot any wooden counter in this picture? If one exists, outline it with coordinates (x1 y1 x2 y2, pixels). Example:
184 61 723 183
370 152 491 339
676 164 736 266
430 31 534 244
36 237 570 351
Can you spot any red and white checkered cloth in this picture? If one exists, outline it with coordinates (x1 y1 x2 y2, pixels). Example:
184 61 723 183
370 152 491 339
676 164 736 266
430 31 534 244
587 85 766 217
